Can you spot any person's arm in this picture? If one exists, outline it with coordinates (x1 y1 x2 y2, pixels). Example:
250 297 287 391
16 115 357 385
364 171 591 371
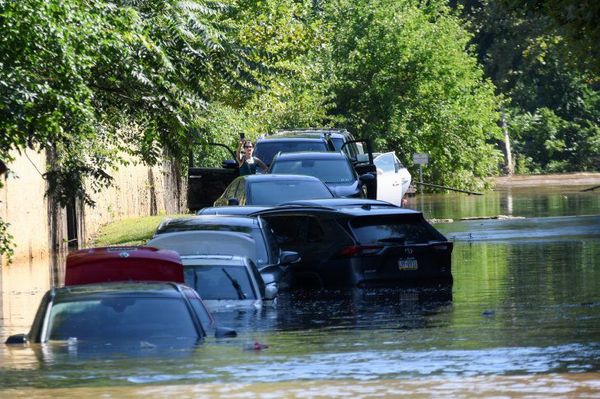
255 157 268 172
236 141 244 167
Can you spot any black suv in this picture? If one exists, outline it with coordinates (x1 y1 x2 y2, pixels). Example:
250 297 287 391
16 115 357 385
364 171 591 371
272 128 365 162
253 132 336 168
214 199 453 289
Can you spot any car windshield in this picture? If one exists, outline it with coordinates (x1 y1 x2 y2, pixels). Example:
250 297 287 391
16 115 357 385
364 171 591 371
248 180 334 205
254 141 330 166
47 297 198 341
270 158 355 184
184 265 257 300
349 214 447 244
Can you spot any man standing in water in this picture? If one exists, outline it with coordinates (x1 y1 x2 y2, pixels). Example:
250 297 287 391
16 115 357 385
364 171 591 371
236 137 267 176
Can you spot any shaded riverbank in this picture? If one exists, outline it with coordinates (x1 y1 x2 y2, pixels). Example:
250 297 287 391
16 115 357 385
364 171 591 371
494 172 600 188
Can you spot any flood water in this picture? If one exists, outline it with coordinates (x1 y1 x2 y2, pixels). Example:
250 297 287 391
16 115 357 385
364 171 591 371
1 183 600 397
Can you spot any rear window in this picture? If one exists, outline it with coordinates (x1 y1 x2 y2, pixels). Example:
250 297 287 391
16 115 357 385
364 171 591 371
270 158 355 183
248 180 333 205
184 265 257 300
47 297 198 341
254 141 330 166
349 214 447 244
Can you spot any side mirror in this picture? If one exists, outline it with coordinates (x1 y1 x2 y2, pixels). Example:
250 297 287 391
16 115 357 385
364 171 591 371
5 333 28 345
359 173 375 183
214 326 237 339
264 282 278 300
227 198 240 206
222 159 238 169
279 250 300 264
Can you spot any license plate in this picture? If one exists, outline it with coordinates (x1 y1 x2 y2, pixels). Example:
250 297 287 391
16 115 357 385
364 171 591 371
398 258 418 270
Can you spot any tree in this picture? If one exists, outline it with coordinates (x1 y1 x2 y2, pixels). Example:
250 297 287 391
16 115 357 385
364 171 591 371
457 0 600 173
325 0 502 190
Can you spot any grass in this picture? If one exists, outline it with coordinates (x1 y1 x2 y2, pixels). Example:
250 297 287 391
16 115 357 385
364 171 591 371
90 214 188 247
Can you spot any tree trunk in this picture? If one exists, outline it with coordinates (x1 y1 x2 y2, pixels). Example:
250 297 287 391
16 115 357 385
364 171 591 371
500 106 514 175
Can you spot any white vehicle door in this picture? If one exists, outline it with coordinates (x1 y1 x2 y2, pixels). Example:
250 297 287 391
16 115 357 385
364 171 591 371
394 154 412 200
374 152 410 206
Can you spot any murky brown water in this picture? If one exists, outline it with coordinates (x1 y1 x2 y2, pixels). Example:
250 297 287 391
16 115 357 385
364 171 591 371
1 184 599 396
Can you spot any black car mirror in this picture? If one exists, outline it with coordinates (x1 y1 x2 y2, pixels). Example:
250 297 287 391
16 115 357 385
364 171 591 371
215 326 237 339
222 159 238 169
279 250 300 264
359 173 375 183
227 198 240 206
5 333 28 345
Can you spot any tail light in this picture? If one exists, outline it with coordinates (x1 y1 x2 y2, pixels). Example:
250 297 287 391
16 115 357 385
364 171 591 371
431 243 452 251
337 245 383 257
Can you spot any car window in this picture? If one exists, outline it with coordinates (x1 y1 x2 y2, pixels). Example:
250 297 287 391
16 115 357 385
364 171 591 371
258 218 282 263
182 286 214 330
349 214 447 244
47 297 198 341
254 141 330 166
270 158 355 183
248 180 333 205
184 265 257 300
394 155 405 170
267 216 326 246
333 137 359 159
249 226 271 266
189 298 213 330
374 153 395 173
226 179 241 199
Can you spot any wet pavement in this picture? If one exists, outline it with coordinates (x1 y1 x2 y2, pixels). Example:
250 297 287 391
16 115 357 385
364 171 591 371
1 183 599 397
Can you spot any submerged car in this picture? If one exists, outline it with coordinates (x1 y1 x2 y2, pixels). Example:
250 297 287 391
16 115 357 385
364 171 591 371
268 151 375 198
4 282 230 345
213 174 335 207
179 255 275 311
148 216 300 291
251 199 453 289
5 246 235 346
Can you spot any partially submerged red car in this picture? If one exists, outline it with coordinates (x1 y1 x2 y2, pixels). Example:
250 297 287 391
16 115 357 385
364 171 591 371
6 246 236 346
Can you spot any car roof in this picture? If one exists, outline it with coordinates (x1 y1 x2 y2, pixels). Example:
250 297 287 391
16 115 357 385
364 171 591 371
54 281 189 300
180 255 249 266
272 151 348 161
274 128 352 138
156 215 260 234
253 199 422 217
243 174 325 182
257 134 331 142
197 206 270 216
148 230 257 258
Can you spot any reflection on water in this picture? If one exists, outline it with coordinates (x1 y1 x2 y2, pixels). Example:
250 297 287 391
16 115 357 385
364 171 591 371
1 187 600 396
411 184 600 219
2 373 600 399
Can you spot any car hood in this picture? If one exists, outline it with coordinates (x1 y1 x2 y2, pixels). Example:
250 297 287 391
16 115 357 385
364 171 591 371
326 181 361 198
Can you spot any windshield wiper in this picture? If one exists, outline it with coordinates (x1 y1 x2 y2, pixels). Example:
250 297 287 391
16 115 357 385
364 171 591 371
221 268 247 299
